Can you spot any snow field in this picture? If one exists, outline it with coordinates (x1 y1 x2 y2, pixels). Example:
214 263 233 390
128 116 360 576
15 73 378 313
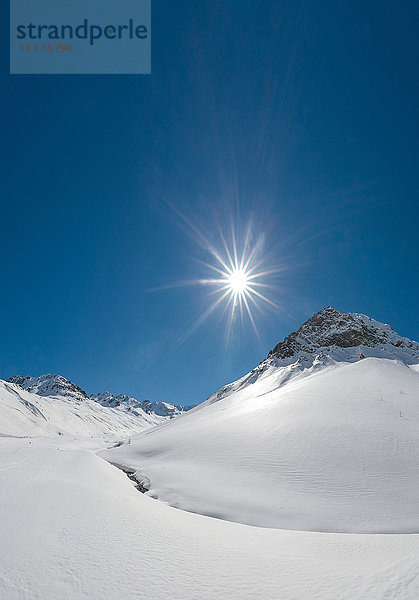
1 437 418 600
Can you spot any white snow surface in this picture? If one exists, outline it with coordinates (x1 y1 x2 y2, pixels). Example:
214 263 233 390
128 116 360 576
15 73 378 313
1 436 419 600
102 311 419 533
2 308 419 598
0 379 164 440
102 358 419 532
7 374 194 421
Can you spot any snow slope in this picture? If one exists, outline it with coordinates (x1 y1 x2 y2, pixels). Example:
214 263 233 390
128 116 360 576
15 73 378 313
103 308 419 533
0 379 164 440
2 374 196 442
8 374 195 421
2 307 419 599
1 436 418 600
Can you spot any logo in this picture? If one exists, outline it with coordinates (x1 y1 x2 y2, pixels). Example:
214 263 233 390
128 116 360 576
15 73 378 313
10 0 151 74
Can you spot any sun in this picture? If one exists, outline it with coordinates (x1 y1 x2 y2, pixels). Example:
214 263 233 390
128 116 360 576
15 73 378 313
151 208 283 346
226 268 249 294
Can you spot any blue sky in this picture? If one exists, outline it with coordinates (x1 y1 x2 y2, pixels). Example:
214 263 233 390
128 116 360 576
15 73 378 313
1 1 418 404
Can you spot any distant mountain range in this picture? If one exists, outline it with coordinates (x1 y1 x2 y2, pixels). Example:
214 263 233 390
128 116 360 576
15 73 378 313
2 374 196 440
7 373 196 419
90 391 196 417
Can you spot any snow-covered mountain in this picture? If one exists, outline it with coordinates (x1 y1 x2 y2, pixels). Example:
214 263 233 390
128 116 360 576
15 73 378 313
269 306 419 361
208 306 419 405
0 380 162 440
2 308 419 599
90 391 195 418
8 373 89 402
7 373 195 419
103 307 419 533
2 374 194 440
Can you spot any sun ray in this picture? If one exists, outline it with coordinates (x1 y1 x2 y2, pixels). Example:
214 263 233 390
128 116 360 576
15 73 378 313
175 289 232 347
246 286 281 310
230 223 239 270
194 258 230 277
238 293 245 328
148 279 225 292
241 222 252 269
152 210 282 347
244 288 264 315
224 292 239 356
219 231 236 273
246 281 278 289
247 267 286 280
241 291 261 340
207 283 234 297
242 245 258 272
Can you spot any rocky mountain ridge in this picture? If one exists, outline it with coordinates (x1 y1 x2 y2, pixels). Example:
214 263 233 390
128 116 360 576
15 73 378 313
8 374 88 402
7 374 195 419
268 306 419 361
207 307 419 405
91 391 196 418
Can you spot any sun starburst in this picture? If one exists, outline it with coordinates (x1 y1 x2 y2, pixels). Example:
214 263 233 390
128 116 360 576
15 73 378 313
150 201 284 349
226 268 249 293
194 233 282 344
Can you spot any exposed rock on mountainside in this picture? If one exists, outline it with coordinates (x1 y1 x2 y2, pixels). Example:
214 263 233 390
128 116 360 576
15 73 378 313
91 391 195 418
267 306 419 360
8 374 88 402
208 306 419 406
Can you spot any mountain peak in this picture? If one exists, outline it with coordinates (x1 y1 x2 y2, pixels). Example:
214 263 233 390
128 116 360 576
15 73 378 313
7 374 197 419
90 391 196 418
7 374 88 401
268 307 419 362
206 307 418 409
